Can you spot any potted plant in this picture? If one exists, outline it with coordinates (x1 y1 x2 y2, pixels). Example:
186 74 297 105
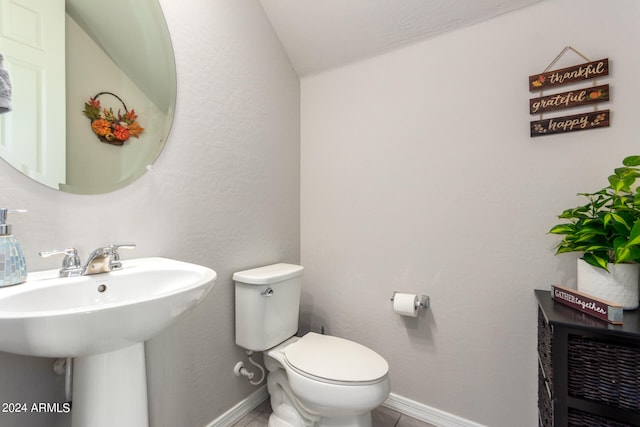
549 155 640 309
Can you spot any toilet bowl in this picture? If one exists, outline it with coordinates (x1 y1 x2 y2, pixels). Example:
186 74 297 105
265 333 390 426
233 264 391 427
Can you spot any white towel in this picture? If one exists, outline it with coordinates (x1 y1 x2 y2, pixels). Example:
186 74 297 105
0 53 12 114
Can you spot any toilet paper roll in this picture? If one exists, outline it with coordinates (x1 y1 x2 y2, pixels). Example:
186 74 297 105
393 293 418 317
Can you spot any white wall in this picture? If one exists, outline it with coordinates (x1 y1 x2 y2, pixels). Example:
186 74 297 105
0 1 299 426
300 1 640 426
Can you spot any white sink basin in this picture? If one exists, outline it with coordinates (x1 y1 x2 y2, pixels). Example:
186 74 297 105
0 257 217 357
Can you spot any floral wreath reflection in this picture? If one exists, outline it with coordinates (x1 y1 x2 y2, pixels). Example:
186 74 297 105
82 92 144 146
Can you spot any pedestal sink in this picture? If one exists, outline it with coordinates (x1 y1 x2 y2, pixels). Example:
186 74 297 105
0 257 216 427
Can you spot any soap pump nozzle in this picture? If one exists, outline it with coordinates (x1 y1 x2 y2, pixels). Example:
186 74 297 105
0 209 27 235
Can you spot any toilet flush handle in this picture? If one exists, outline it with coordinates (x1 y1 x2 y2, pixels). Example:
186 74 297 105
260 287 274 297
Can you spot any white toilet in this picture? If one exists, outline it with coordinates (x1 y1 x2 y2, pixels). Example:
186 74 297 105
234 263 390 427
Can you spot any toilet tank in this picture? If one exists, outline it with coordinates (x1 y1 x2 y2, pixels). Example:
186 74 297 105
234 263 304 351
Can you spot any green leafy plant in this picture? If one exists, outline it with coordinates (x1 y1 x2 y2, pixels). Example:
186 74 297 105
549 155 640 271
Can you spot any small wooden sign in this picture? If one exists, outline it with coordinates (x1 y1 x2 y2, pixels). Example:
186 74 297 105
551 284 623 324
530 110 609 137
529 58 608 92
529 84 609 115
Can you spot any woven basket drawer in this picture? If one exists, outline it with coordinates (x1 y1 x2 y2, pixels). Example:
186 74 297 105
538 367 553 427
569 407 636 427
538 308 553 383
568 334 640 412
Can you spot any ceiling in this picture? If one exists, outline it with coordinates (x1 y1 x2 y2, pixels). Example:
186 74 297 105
259 0 543 76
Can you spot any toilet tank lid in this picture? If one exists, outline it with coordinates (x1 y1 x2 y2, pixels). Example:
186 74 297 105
233 263 303 285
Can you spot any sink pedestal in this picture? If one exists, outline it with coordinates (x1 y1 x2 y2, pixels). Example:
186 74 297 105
72 343 149 427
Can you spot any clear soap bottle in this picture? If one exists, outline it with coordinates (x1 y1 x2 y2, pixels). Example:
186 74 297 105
0 209 27 287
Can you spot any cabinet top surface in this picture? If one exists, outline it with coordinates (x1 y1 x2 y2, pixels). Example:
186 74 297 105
536 289 640 338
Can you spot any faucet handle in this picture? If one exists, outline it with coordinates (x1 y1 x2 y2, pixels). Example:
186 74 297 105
106 243 136 268
39 248 83 277
109 244 136 251
39 247 80 261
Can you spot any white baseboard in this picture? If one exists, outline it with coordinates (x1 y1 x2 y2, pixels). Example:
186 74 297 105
383 393 487 427
206 385 269 427
206 388 484 427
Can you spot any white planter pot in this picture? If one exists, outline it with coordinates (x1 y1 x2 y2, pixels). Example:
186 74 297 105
577 259 640 310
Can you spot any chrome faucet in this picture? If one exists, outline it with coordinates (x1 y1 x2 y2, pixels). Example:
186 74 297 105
83 244 136 275
40 244 136 277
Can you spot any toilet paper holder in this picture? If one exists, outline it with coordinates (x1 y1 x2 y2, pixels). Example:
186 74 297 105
390 292 430 310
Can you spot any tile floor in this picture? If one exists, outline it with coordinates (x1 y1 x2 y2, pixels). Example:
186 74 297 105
232 399 437 427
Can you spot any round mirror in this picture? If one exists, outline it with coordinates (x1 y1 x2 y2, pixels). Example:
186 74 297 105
0 0 176 194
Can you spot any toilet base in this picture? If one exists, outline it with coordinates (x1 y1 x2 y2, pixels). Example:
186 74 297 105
268 369 318 427
267 368 374 427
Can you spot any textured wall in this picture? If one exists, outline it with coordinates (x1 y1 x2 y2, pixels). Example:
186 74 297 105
0 1 299 426
300 1 640 426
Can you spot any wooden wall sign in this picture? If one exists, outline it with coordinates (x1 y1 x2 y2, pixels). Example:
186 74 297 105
528 49 610 138
529 84 609 114
529 58 608 92
551 284 622 324
531 110 609 137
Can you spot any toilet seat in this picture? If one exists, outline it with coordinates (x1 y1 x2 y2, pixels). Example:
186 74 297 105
282 333 388 385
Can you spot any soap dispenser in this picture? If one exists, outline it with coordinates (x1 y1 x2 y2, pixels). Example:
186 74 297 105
0 209 27 287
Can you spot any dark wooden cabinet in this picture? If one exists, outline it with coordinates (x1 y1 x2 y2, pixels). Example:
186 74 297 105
536 290 640 426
